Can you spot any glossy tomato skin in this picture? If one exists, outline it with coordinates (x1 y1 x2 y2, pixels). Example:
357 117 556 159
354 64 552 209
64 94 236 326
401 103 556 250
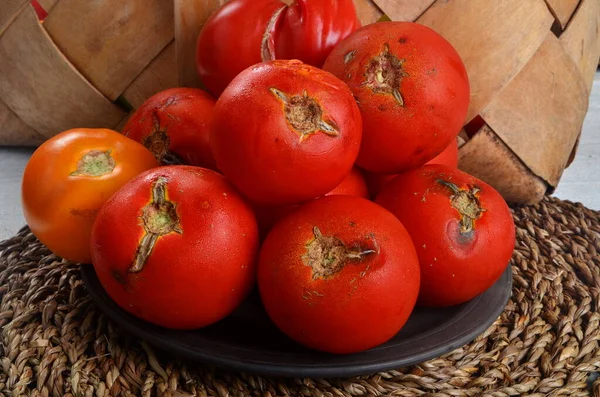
122 88 217 169
21 128 159 264
323 22 469 173
210 59 362 206
196 0 360 96
365 138 459 199
258 195 420 354
376 165 515 307
90 166 259 330
254 167 369 237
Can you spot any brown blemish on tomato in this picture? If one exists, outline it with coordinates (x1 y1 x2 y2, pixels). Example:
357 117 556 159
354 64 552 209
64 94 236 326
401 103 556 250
269 88 339 143
363 43 408 106
437 180 486 234
142 112 183 165
112 270 127 285
302 226 376 280
70 150 115 177
69 208 99 220
130 177 183 273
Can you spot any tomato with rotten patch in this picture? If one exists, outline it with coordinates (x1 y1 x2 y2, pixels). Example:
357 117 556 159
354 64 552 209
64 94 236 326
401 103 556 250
21 128 159 264
90 166 259 330
210 59 362 206
323 21 469 174
258 195 420 354
122 87 217 170
196 0 360 96
376 164 515 307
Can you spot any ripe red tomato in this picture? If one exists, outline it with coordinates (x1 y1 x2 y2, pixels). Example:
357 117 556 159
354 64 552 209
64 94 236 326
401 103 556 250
196 0 360 96
22 128 159 264
90 166 259 330
365 138 459 198
122 88 217 170
376 164 515 307
258 195 420 354
254 167 369 236
210 59 362 205
323 21 470 173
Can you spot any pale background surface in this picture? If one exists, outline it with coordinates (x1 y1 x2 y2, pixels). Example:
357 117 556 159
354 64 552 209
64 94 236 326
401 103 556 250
0 73 598 241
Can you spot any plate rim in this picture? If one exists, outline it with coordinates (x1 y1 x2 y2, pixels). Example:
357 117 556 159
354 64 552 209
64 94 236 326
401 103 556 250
81 264 512 378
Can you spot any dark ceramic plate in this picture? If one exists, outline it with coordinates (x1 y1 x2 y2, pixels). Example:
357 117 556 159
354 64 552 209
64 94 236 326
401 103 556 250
81 264 512 378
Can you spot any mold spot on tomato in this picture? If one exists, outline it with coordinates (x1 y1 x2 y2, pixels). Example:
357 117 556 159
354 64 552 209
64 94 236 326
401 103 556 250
437 180 486 234
70 150 115 177
302 226 375 280
363 44 408 106
130 177 183 273
269 88 339 142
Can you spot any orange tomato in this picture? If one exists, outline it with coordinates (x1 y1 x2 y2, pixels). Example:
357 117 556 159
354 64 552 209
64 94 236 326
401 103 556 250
21 128 159 264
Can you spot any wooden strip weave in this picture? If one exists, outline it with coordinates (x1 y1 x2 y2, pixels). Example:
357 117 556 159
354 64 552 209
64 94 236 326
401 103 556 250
0 196 599 396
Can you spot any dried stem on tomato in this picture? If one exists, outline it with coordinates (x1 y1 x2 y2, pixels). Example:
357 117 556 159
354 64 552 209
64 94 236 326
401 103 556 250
130 177 183 273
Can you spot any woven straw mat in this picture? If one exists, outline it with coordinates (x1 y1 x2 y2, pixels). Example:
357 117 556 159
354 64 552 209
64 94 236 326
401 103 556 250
1 196 599 396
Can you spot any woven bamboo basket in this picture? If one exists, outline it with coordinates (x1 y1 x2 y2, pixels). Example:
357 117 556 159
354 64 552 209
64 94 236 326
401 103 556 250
0 0 598 205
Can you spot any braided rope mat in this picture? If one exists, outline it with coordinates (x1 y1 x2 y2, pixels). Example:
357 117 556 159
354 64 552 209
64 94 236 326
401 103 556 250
1 196 599 396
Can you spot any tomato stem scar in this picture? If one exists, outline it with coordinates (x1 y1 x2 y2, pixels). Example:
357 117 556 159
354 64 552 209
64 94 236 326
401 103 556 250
142 112 183 165
437 179 486 234
363 43 408 106
261 5 286 61
70 150 115 177
269 87 339 143
302 226 376 280
130 176 182 273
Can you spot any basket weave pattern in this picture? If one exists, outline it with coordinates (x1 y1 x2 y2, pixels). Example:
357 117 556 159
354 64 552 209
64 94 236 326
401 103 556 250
0 0 598 204
1 196 599 396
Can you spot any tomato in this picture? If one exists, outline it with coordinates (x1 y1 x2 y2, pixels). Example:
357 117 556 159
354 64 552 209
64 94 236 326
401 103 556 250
122 87 217 170
258 195 420 354
90 166 259 330
196 0 360 96
323 21 470 173
210 59 362 205
326 166 368 198
364 138 459 198
21 128 159 264
375 164 515 307
254 166 369 236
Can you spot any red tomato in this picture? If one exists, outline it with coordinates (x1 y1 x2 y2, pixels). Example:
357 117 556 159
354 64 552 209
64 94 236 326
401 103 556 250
210 59 362 205
364 138 459 198
258 195 420 354
254 167 369 236
90 166 259 330
323 22 470 173
196 0 360 96
122 88 217 170
376 164 515 307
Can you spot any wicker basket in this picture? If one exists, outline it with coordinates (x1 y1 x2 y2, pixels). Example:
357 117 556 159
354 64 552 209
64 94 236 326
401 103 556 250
0 0 598 205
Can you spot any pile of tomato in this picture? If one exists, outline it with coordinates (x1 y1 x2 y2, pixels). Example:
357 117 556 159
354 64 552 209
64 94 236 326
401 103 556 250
21 0 516 355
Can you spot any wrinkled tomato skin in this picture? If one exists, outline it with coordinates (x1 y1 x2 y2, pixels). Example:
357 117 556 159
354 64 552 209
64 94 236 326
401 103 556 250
376 165 515 307
122 88 217 170
210 60 362 206
254 167 369 237
21 128 159 264
196 0 360 96
365 138 458 198
90 166 259 330
323 22 469 173
258 195 420 354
